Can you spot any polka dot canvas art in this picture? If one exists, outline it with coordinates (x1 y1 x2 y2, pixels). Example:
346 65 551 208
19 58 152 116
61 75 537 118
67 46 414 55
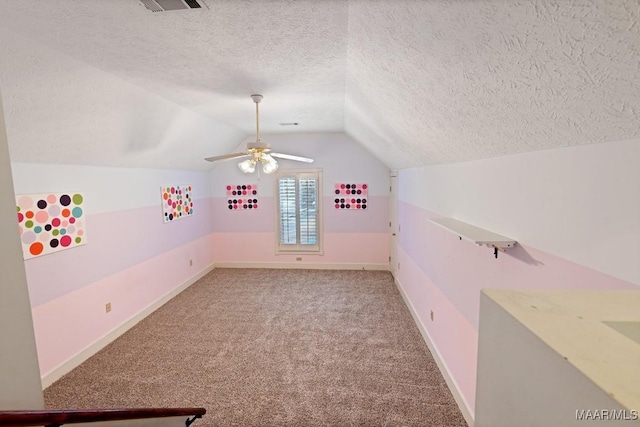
334 183 368 210
227 184 258 210
161 185 193 223
16 192 87 260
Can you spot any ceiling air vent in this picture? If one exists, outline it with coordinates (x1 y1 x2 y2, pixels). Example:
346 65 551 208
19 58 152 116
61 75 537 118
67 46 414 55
139 0 206 12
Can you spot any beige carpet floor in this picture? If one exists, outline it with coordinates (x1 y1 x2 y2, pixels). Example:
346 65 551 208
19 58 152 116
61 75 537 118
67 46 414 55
44 269 468 426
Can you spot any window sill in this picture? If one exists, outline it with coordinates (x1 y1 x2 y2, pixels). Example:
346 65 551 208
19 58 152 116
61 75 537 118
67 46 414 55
275 250 324 256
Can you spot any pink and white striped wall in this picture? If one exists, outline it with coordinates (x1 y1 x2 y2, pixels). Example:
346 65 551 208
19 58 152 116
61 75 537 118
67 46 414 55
12 133 393 384
394 138 640 423
211 196 389 267
33 233 215 384
11 163 218 385
395 201 638 417
209 133 391 268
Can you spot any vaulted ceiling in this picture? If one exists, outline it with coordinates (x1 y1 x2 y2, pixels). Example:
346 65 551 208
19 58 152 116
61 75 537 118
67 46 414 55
0 0 638 171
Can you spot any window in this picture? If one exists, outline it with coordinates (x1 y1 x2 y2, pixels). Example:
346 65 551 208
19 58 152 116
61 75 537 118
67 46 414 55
276 170 322 253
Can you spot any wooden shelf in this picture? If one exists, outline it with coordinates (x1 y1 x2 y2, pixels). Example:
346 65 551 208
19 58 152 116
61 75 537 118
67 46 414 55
429 217 516 257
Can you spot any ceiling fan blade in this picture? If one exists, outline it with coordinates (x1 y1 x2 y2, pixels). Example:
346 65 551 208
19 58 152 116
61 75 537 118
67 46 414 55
271 152 314 163
204 152 249 162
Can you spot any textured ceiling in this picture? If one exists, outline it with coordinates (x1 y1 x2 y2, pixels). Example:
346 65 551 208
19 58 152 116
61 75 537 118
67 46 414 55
0 0 638 170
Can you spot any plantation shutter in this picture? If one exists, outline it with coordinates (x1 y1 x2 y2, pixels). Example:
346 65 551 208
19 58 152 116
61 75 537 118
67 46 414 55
298 177 317 245
279 177 297 245
277 171 322 252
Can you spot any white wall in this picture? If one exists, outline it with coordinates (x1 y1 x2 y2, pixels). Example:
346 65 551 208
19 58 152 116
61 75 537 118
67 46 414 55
0 91 43 409
11 163 215 216
400 138 640 286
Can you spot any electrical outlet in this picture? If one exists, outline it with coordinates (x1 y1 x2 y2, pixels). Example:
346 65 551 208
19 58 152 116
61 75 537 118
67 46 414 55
106 303 112 313
430 310 434 321
296 257 302 261
189 259 193 267
398 262 400 270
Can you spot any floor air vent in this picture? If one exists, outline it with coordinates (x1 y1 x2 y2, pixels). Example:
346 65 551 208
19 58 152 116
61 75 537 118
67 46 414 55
140 0 205 12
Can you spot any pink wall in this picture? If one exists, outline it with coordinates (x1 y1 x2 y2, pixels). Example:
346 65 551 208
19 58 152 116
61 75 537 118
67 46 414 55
213 232 389 265
395 244 478 414
211 195 389 266
395 201 638 415
11 161 218 382
24 195 217 379
33 234 215 378
25 198 215 306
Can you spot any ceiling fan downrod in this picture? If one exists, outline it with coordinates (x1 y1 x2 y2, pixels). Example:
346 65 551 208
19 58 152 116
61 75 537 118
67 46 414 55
251 94 263 143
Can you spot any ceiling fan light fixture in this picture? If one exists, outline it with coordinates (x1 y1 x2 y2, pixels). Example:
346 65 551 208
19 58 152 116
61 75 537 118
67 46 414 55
206 94 313 169
262 155 279 174
238 159 256 173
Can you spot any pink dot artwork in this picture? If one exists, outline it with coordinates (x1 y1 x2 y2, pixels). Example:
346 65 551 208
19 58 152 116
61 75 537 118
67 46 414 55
334 183 368 210
161 185 194 223
60 235 72 247
35 210 48 223
226 184 258 210
15 192 87 260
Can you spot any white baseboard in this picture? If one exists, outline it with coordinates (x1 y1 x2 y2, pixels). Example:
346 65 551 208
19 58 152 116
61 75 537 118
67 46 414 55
393 273 475 427
41 264 216 389
214 262 390 271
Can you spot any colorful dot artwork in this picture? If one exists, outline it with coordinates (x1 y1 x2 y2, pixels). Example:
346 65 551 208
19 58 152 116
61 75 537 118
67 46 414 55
226 184 258 210
16 192 87 260
161 185 194 223
334 183 368 210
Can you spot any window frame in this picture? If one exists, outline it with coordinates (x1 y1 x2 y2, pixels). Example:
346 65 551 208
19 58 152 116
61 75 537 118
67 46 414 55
274 168 323 255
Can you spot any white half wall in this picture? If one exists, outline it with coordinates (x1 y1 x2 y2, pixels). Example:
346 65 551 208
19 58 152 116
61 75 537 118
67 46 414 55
475 291 638 427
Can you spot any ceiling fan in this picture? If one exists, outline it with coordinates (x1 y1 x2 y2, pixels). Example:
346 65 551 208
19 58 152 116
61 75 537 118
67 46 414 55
205 94 314 174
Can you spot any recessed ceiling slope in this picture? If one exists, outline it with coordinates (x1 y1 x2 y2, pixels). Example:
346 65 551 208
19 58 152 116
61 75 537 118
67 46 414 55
0 0 348 135
345 0 640 170
0 1 639 171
